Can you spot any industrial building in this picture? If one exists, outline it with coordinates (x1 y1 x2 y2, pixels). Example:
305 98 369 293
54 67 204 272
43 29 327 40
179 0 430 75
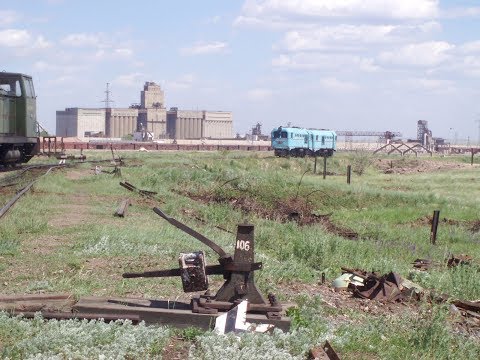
56 108 106 138
55 82 233 140
166 109 233 139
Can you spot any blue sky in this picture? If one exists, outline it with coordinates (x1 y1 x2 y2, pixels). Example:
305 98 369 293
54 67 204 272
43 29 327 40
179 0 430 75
2 0 480 141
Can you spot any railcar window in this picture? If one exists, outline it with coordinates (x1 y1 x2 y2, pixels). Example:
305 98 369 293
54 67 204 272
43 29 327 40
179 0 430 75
322 136 325 145
273 131 280 139
281 131 287 138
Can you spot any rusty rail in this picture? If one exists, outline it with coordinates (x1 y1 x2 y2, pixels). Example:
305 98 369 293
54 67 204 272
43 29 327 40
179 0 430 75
0 165 62 220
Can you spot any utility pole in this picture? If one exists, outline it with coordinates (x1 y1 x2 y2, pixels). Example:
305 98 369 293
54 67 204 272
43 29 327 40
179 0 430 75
101 83 115 138
101 83 115 108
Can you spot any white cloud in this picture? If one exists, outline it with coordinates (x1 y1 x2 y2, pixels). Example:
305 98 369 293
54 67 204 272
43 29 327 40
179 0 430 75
440 6 480 19
0 29 52 53
33 35 52 49
379 41 454 66
272 53 379 72
246 88 273 101
114 48 133 57
235 0 439 28
206 15 221 24
401 77 455 93
458 41 480 54
460 56 480 77
277 22 441 52
113 72 145 87
93 47 134 61
61 33 104 47
180 41 228 55
47 75 75 85
0 10 19 26
0 29 31 47
168 74 195 90
320 77 359 92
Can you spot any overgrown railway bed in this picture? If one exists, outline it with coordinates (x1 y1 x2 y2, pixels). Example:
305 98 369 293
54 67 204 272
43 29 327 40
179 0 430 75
0 152 479 359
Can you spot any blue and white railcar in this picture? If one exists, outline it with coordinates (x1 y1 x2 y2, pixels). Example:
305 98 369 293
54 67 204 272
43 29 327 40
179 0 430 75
271 127 337 157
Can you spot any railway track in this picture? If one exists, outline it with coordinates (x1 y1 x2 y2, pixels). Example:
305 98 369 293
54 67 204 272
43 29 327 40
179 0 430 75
0 164 65 220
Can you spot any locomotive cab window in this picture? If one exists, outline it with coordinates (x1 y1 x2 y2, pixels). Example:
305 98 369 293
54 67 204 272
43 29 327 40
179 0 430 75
281 131 288 138
272 131 280 139
0 80 22 97
25 78 35 98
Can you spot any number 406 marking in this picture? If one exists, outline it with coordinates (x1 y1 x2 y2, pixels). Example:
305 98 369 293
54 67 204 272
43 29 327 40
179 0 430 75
236 240 250 251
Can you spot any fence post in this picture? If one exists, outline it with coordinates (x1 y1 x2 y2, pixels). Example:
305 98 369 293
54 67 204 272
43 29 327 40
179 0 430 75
323 156 327 179
430 210 440 245
347 165 351 184
313 156 317 174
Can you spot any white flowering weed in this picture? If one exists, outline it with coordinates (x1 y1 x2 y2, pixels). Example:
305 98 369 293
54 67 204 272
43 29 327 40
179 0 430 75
0 312 171 359
80 235 172 256
190 328 324 360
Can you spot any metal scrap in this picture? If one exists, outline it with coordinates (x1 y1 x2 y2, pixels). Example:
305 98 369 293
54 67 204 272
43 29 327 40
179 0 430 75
447 254 472 268
341 268 422 302
308 341 341 360
413 255 473 271
450 298 480 327
119 181 160 201
412 258 433 271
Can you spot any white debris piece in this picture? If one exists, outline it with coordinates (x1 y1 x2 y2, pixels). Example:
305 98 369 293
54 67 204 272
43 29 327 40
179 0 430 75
214 300 275 335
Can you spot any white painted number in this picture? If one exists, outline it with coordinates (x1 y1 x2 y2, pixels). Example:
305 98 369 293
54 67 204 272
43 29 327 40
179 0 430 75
236 240 250 251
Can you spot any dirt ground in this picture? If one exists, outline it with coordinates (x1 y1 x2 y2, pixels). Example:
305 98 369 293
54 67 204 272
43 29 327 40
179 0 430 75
374 158 473 174
185 192 359 239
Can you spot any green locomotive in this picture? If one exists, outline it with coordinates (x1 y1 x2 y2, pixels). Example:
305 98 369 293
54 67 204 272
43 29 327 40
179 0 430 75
0 72 38 165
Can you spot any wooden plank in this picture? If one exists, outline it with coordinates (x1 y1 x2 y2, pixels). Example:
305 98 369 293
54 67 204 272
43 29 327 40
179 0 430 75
115 199 130 217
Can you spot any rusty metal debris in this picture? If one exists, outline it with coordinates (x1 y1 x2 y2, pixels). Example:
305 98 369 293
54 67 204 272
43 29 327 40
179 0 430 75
93 166 121 176
412 259 433 271
114 199 131 217
341 268 422 302
119 181 158 199
110 144 123 165
412 254 473 271
432 294 480 326
308 341 341 360
447 254 472 268
0 293 139 323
